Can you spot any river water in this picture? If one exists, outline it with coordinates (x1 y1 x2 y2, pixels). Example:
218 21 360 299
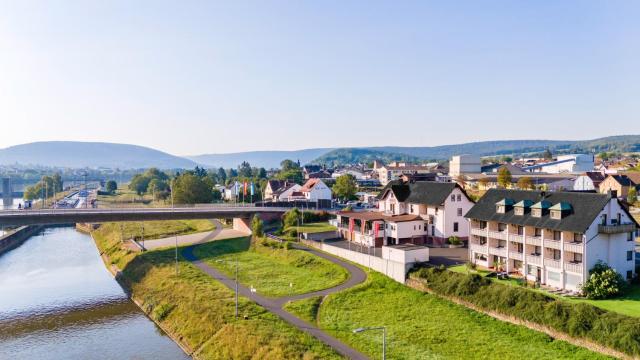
0 227 189 360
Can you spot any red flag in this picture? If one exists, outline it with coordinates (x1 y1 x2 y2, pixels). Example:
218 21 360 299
374 221 379 238
243 181 248 196
349 218 354 233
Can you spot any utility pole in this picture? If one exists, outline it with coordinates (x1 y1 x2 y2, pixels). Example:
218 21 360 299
172 180 178 275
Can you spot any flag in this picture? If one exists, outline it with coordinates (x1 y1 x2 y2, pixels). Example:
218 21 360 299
243 181 248 196
349 218 354 233
250 182 255 196
234 181 240 194
374 221 379 238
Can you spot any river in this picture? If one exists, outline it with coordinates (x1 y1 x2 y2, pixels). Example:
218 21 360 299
0 227 190 359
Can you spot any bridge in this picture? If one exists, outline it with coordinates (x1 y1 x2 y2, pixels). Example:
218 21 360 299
0 206 289 232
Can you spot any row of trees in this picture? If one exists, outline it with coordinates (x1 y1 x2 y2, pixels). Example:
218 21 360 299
24 174 64 200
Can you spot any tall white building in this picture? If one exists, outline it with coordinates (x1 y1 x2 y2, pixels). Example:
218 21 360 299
466 189 638 292
449 155 481 177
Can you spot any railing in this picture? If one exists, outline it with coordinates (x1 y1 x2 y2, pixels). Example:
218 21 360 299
470 243 487 254
545 258 561 269
565 262 583 274
488 231 507 240
564 242 583 253
544 239 561 250
488 246 507 257
509 234 524 243
470 227 487 237
598 223 636 234
526 254 542 266
526 236 542 246
509 251 524 260
329 219 339 227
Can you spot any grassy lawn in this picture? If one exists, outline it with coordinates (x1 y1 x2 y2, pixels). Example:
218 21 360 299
92 223 342 360
192 237 349 297
96 220 215 242
310 271 609 360
294 222 337 234
284 296 323 324
448 264 640 318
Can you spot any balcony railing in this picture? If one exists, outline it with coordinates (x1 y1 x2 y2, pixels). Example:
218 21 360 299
489 246 507 257
470 227 487 237
510 234 524 243
526 254 542 266
598 223 636 234
565 262 583 274
470 243 487 254
545 258 561 269
509 251 524 260
526 236 542 246
488 231 507 240
544 239 561 250
564 242 584 253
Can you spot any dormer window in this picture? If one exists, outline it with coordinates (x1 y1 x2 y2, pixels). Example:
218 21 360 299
513 200 533 216
549 202 572 220
495 198 514 214
514 207 524 216
497 205 506 214
550 210 561 220
532 208 542 217
531 200 552 218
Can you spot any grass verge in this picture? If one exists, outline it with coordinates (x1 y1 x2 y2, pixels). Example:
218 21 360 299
284 296 323 324
192 237 349 297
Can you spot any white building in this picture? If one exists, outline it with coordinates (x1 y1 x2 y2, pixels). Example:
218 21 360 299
523 154 594 174
466 189 638 292
264 180 301 202
294 178 332 201
449 155 481 177
376 161 437 185
573 172 606 191
336 181 474 247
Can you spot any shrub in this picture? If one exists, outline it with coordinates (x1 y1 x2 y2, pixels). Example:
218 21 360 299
152 303 174 321
447 236 461 245
251 215 264 238
581 261 626 299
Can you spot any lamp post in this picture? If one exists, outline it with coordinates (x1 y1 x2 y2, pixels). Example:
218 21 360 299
353 326 386 360
171 180 178 275
216 258 239 319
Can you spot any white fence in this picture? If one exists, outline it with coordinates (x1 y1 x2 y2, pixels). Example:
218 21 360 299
302 240 424 283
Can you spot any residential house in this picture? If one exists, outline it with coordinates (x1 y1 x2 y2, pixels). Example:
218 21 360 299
598 174 640 199
264 180 302 202
295 178 332 201
466 189 638 292
376 161 438 185
573 172 605 191
335 181 474 247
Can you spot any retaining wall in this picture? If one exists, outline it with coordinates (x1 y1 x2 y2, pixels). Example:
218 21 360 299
0 225 43 255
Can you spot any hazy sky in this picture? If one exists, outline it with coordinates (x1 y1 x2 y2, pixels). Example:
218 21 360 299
1 1 638 155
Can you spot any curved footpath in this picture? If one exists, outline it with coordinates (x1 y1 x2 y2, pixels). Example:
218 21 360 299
182 241 369 360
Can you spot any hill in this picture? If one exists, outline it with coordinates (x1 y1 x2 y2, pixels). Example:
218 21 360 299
187 148 333 169
0 141 197 169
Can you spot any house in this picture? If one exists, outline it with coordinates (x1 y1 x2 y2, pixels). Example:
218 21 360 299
264 180 302 202
332 167 368 180
335 181 474 247
376 161 438 185
598 174 640 199
296 178 332 201
466 189 638 292
573 172 605 191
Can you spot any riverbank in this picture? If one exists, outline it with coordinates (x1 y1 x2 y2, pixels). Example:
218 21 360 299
91 223 342 359
0 225 43 255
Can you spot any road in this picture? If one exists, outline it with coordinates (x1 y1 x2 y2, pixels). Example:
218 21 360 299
182 242 369 360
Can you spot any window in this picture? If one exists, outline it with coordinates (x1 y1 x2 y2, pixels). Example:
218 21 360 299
428 215 434 224
601 214 607 225
517 226 524 235
553 249 561 260
451 195 456 202
627 271 633 280
497 205 505 213
479 236 487 245
627 251 633 261
424 223 429 230
533 246 541 255
574 253 582 262
453 222 459 232
574 233 582 243
534 228 542 237
532 208 541 217
515 207 524 216
628 232 634 242
550 210 561 220
457 208 463 216
457 194 462 201
553 231 561 241
410 204 414 213
498 223 506 232
479 221 487 229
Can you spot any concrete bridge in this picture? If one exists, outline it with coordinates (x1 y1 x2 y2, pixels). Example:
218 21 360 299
0 206 289 233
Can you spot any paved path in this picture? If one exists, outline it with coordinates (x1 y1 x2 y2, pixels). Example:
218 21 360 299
182 242 369 360
142 220 249 250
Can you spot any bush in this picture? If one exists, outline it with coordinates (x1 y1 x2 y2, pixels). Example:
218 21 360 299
410 266 640 356
152 303 174 321
447 236 461 245
581 261 626 299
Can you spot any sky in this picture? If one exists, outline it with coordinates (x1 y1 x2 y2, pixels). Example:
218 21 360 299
1 1 639 155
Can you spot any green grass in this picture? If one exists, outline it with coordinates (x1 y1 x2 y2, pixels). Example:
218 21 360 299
192 237 349 297
293 222 337 234
449 265 640 318
316 271 610 360
92 224 342 360
95 220 215 244
284 296 323 324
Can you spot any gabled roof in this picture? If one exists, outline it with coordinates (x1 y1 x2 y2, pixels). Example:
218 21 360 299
550 202 572 211
496 198 515 206
608 175 634 187
465 189 621 233
300 178 325 192
378 180 470 206
514 199 534 208
531 200 552 209
621 172 640 185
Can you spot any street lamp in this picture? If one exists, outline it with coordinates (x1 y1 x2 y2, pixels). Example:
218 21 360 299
216 258 239 319
171 180 178 275
353 326 386 360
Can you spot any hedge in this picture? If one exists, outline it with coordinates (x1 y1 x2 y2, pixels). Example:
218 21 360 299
411 267 640 357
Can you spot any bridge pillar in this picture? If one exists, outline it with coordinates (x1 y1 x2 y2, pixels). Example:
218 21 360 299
233 217 252 234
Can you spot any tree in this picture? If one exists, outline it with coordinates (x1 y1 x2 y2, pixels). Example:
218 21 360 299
238 161 253 178
478 177 490 189
628 187 637 205
172 173 213 204
598 152 610 162
257 167 267 179
497 167 512 189
283 208 301 229
147 178 169 200
542 148 553 160
251 215 264 238
333 174 357 200
581 261 626 299
280 159 300 171
106 180 118 194
211 188 222 202
516 176 534 190
276 169 304 184
501 156 513 163
217 167 227 184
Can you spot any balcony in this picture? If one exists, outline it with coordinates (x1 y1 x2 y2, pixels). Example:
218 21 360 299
526 254 542 266
470 227 487 237
509 251 524 260
488 231 507 240
565 262 583 274
526 236 542 246
545 258 561 269
329 219 339 227
470 243 487 254
564 242 584 253
489 246 507 257
544 239 561 250
510 234 524 243
598 223 636 234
